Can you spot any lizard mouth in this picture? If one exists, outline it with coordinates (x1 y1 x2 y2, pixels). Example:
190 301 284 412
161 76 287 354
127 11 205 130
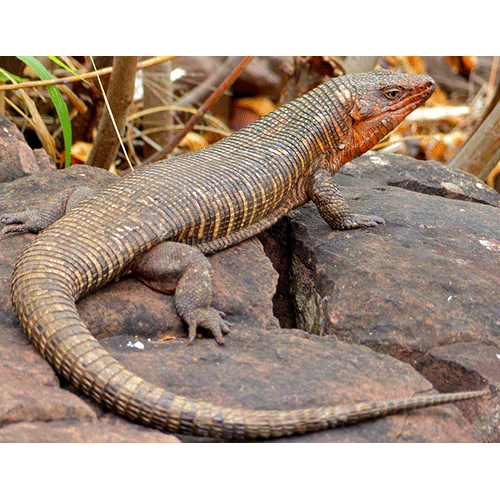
407 74 435 111
405 75 436 112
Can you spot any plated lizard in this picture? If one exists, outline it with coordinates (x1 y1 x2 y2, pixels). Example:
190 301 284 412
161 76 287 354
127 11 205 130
1 69 488 439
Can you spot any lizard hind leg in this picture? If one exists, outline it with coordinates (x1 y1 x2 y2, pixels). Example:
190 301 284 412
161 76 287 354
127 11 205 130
131 241 230 344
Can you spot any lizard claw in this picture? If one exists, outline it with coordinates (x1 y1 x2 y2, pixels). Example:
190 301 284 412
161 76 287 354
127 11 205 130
345 214 385 229
186 307 231 345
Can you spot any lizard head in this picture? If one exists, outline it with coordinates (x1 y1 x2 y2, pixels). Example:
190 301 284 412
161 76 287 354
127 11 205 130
345 69 435 159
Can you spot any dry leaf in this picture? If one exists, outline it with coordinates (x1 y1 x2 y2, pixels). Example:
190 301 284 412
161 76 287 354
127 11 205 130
444 56 477 75
71 141 93 164
178 131 209 151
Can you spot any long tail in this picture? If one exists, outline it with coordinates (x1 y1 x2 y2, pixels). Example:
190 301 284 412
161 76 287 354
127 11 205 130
12 249 488 440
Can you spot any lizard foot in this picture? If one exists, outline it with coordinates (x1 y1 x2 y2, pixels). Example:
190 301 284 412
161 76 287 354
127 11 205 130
1 186 95 237
340 213 386 230
185 307 231 345
1 208 49 236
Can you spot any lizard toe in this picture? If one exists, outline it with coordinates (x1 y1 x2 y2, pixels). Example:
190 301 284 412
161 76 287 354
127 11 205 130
185 307 230 345
347 214 385 229
1 208 51 235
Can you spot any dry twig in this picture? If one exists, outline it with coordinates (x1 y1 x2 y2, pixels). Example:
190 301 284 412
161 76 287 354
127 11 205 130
0 56 176 92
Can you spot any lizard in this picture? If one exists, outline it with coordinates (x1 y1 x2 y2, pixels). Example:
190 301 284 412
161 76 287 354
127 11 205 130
1 69 488 440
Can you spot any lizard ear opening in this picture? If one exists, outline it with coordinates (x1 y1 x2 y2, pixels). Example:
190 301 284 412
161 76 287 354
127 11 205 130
349 102 365 122
349 100 378 122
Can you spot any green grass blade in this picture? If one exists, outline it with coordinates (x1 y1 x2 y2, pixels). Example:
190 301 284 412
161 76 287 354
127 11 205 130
48 56 88 83
16 56 72 168
0 67 24 83
48 56 74 74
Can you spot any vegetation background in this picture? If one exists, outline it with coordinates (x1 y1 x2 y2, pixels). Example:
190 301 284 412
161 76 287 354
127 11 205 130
2 56 500 195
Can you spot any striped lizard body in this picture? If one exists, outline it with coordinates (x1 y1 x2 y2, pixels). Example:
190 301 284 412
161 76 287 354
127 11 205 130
2 69 488 439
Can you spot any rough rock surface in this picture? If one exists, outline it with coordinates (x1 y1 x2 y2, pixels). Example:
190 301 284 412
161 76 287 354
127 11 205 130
276 153 500 441
0 113 56 182
0 116 497 442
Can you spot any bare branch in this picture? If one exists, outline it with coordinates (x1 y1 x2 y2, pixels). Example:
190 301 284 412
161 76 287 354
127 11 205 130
87 57 139 169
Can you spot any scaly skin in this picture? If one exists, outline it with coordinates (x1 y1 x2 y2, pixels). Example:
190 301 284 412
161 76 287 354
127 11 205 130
1 69 488 439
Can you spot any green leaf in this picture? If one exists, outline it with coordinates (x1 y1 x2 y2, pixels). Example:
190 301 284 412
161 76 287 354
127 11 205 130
16 56 72 168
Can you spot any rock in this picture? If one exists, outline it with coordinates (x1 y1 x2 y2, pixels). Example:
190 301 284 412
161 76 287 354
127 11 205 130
78 236 279 341
101 326 479 443
0 163 281 442
0 419 180 443
424 342 500 442
0 120 494 442
0 372 96 427
343 153 499 207
283 153 499 440
287 154 500 350
0 114 56 182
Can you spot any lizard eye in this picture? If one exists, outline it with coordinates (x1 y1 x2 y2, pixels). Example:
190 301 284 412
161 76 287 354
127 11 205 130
383 87 402 100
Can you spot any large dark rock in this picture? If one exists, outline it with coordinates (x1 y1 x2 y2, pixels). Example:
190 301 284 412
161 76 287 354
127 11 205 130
289 175 500 350
0 115 495 442
283 153 499 441
102 325 481 443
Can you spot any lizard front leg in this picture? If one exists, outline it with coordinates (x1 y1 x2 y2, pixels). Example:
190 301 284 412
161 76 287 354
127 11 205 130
306 168 385 230
1 186 95 236
132 241 231 344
